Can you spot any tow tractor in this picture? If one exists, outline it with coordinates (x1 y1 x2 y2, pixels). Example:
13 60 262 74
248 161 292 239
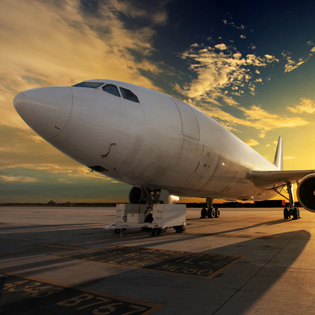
105 203 186 237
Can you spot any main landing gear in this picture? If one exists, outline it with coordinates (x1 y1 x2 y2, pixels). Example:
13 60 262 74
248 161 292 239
283 207 300 220
283 183 301 220
200 198 220 219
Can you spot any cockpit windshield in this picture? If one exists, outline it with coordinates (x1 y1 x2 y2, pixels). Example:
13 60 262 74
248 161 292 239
72 82 104 89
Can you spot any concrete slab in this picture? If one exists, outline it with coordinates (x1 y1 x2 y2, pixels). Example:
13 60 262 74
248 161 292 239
0 207 314 314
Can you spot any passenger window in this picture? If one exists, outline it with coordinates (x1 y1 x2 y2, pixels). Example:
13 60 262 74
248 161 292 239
72 82 103 89
103 84 120 97
120 87 140 103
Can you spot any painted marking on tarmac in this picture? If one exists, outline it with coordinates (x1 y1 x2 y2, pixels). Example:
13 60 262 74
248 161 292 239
0 273 160 314
54 245 243 279
0 247 52 258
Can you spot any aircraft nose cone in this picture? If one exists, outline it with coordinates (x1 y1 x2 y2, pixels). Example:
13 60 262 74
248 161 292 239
14 87 73 140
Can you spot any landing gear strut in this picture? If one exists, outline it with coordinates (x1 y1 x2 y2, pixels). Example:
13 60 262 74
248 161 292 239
200 198 220 219
283 183 300 220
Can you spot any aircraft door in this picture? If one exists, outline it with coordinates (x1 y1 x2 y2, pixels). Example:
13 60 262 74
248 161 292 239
172 98 200 141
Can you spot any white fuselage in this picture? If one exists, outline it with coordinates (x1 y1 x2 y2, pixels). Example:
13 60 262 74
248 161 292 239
14 79 278 201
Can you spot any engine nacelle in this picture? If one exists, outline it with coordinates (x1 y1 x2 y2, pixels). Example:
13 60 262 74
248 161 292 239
297 173 315 212
166 195 180 204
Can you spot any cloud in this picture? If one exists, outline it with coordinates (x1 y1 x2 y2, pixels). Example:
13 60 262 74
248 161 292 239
180 43 278 100
0 175 39 183
284 156 296 161
192 101 309 137
222 14 246 30
265 54 278 63
287 97 315 114
244 139 259 146
214 43 227 50
282 51 310 73
239 105 309 134
178 41 309 137
108 0 168 25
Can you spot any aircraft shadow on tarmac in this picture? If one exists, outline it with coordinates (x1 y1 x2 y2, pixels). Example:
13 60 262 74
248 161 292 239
0 226 311 315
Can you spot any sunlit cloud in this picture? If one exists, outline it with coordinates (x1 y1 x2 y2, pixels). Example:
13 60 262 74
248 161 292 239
214 43 227 50
192 101 309 138
0 175 39 183
245 139 259 147
177 38 312 139
282 51 313 73
287 97 315 114
179 43 278 101
239 104 309 136
1 164 118 183
284 156 296 161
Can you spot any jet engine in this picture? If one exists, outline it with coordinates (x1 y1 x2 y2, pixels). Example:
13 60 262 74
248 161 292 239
297 173 315 212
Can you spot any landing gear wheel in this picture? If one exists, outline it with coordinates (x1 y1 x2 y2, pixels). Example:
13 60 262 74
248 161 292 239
215 208 220 218
284 207 289 220
293 207 300 220
208 208 216 218
200 208 208 218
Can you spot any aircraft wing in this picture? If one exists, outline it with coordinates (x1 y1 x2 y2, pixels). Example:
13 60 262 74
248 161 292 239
247 169 315 188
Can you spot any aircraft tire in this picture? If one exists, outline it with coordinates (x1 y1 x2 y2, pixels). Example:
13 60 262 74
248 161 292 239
293 207 299 220
208 208 216 218
215 208 220 218
293 208 300 220
284 208 289 219
200 208 208 218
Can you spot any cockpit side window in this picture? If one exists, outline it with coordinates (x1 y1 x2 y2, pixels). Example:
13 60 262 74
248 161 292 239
120 87 140 103
72 82 104 89
103 84 120 97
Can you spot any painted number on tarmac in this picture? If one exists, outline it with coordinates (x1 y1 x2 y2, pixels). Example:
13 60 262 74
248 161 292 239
0 275 158 314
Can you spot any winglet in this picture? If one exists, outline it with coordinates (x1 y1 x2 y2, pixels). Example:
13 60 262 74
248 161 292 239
273 136 283 170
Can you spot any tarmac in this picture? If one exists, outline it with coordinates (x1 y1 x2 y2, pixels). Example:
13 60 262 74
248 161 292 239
0 206 315 314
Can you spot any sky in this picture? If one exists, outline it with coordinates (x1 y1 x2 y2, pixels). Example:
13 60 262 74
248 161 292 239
1 0 315 203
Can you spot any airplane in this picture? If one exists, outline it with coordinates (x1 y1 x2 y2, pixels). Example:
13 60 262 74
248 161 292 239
13 79 315 221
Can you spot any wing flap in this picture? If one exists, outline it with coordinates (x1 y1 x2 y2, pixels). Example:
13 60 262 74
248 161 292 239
247 169 315 188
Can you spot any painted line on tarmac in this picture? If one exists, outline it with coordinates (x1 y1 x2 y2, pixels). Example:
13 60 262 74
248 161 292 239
0 272 161 315
53 245 243 279
0 247 53 258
